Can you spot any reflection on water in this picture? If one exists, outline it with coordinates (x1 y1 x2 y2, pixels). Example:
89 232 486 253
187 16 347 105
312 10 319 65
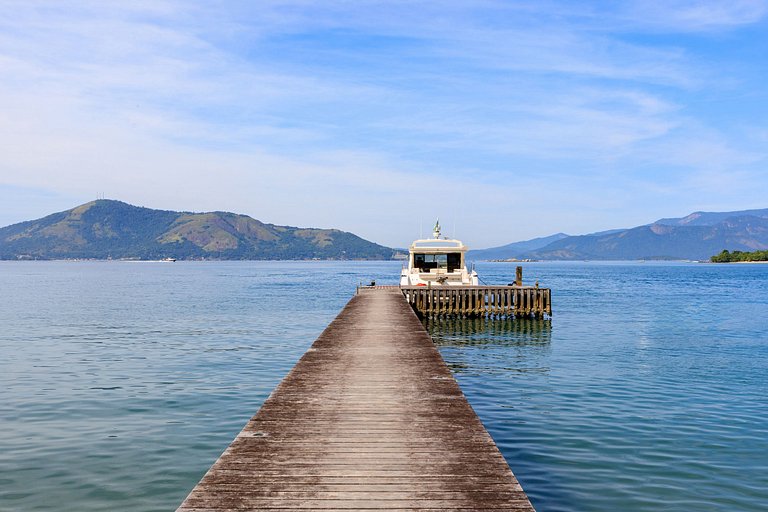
424 316 552 347
429 262 768 512
424 316 552 377
2 261 767 512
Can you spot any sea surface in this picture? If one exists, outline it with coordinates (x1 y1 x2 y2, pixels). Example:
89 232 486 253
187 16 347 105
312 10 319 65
0 260 766 511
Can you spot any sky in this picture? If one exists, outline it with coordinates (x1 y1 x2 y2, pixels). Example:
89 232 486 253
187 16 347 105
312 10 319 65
1 0 768 248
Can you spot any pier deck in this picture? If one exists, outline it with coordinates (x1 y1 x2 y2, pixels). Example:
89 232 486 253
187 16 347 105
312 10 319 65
178 288 535 511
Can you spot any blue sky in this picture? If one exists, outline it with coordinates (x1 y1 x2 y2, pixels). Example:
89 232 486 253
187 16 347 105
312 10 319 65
1 0 767 248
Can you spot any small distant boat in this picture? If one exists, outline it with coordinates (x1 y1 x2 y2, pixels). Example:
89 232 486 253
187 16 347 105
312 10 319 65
400 220 479 286
162 257 177 262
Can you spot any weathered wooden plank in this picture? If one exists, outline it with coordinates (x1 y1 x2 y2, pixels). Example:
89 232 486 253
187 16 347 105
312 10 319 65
180 509 529 512
177 289 535 511
181 497 534 509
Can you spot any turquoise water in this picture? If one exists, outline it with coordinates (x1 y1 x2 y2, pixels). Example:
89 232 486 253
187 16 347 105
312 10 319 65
1 261 766 511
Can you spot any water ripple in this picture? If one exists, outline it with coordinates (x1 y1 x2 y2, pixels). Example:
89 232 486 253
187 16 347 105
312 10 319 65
1 260 767 511
429 262 768 512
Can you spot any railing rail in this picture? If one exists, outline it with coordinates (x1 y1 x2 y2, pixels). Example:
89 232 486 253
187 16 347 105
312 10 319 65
398 285 551 318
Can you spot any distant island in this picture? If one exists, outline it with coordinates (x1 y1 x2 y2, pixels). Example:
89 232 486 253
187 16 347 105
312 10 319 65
710 249 768 263
0 200 399 261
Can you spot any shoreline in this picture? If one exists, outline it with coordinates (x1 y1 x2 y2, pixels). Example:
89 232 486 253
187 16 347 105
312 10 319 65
710 260 768 264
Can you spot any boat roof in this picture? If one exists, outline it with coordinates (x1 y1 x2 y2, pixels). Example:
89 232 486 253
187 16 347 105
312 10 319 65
409 238 468 251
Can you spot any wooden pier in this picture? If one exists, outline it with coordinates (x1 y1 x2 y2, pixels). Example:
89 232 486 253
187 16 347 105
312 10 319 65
178 288 535 511
401 285 551 319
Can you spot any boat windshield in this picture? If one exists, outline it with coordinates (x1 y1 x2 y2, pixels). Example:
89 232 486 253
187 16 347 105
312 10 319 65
414 253 462 272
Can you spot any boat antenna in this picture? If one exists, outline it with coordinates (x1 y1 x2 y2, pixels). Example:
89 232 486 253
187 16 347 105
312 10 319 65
420 216 423 239
433 219 441 239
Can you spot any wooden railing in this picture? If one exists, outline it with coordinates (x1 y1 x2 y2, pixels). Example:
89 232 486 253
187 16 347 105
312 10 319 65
400 285 551 318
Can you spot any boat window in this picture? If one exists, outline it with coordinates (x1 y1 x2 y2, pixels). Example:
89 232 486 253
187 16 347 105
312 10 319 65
447 253 461 272
414 253 462 272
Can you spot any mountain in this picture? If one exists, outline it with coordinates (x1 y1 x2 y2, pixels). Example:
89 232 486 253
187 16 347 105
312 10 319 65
654 208 768 227
469 233 569 260
527 210 768 260
0 200 396 260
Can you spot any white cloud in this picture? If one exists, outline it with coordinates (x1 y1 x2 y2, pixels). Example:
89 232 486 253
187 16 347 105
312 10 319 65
0 1 766 246
621 0 768 31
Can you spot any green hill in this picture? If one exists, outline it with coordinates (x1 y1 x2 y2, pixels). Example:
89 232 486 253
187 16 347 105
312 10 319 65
0 200 396 260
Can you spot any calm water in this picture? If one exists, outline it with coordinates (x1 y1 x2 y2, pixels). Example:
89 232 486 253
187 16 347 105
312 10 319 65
0 261 766 511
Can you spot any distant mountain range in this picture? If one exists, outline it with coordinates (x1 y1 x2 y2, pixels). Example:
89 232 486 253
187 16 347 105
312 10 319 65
3 202 767 261
0 200 396 260
471 208 768 261
468 233 569 260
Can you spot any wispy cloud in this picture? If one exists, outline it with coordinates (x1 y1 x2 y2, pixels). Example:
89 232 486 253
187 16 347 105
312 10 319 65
0 1 767 246
619 0 768 31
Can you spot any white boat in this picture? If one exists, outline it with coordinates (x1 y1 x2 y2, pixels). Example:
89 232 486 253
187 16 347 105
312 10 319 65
400 221 479 287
